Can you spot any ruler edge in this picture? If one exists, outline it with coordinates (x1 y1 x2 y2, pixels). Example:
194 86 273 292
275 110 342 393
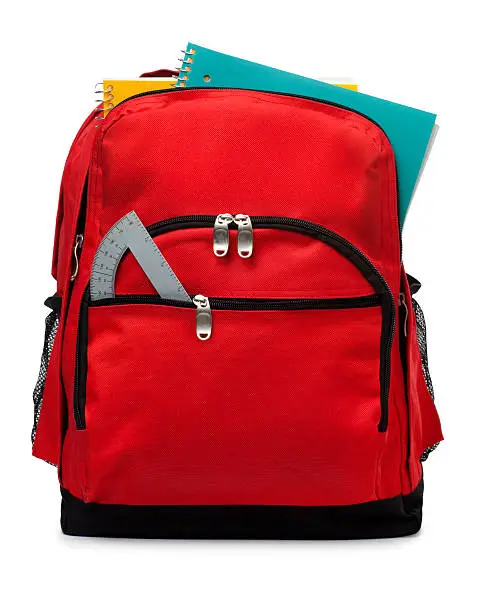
90 211 191 303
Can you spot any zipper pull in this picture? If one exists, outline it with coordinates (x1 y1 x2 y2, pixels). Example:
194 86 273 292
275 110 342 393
193 294 212 340
234 214 253 258
70 234 84 281
213 213 234 257
399 292 408 337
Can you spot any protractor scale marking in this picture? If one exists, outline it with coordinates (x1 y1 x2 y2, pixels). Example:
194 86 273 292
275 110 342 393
90 211 191 303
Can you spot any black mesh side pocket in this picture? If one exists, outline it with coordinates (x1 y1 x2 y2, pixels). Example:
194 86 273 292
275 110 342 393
407 277 439 462
412 298 434 401
32 296 62 444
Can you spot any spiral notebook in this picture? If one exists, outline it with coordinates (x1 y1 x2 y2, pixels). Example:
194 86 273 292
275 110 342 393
177 43 437 225
97 78 176 117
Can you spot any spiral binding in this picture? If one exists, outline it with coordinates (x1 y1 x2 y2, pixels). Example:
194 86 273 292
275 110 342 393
94 81 115 123
94 53 192 120
175 48 196 87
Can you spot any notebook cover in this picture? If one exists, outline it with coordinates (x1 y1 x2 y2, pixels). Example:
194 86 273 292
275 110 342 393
102 78 176 116
179 44 437 225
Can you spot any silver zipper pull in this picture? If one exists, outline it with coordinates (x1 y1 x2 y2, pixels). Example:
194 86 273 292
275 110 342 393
213 213 234 257
234 214 253 258
399 292 408 337
70 234 84 281
193 294 212 340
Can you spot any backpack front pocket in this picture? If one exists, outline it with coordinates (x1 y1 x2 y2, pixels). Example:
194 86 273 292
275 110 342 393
77 294 387 506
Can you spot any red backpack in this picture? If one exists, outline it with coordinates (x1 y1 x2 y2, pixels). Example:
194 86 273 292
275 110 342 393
33 81 443 539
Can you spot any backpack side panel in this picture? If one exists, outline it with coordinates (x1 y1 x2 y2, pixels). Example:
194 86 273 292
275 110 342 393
33 110 97 467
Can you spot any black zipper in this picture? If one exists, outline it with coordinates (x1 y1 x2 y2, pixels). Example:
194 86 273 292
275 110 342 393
398 292 410 465
67 178 89 432
76 176 88 239
110 86 390 148
73 289 89 429
74 215 395 432
147 215 392 296
90 294 381 310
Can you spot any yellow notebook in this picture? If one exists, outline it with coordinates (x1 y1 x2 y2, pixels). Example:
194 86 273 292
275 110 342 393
99 78 356 117
100 78 177 116
328 83 358 91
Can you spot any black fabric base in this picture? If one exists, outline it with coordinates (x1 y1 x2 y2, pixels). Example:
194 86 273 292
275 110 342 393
61 481 423 540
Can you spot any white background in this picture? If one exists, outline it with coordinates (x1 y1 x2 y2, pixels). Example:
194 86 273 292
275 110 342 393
2 1 476 609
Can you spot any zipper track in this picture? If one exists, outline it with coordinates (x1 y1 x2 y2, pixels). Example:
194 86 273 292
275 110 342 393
69 180 89 429
107 86 391 147
74 215 395 431
73 288 89 429
147 214 391 292
90 294 381 310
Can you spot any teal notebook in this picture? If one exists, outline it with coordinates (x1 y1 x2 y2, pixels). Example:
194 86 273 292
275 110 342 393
178 43 437 226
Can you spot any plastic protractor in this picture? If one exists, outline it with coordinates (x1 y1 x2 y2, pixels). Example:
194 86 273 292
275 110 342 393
90 211 191 303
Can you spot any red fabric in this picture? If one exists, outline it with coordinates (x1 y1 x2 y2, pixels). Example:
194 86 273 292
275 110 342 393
34 88 442 506
114 229 373 298
84 304 383 505
51 189 63 281
32 109 98 468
